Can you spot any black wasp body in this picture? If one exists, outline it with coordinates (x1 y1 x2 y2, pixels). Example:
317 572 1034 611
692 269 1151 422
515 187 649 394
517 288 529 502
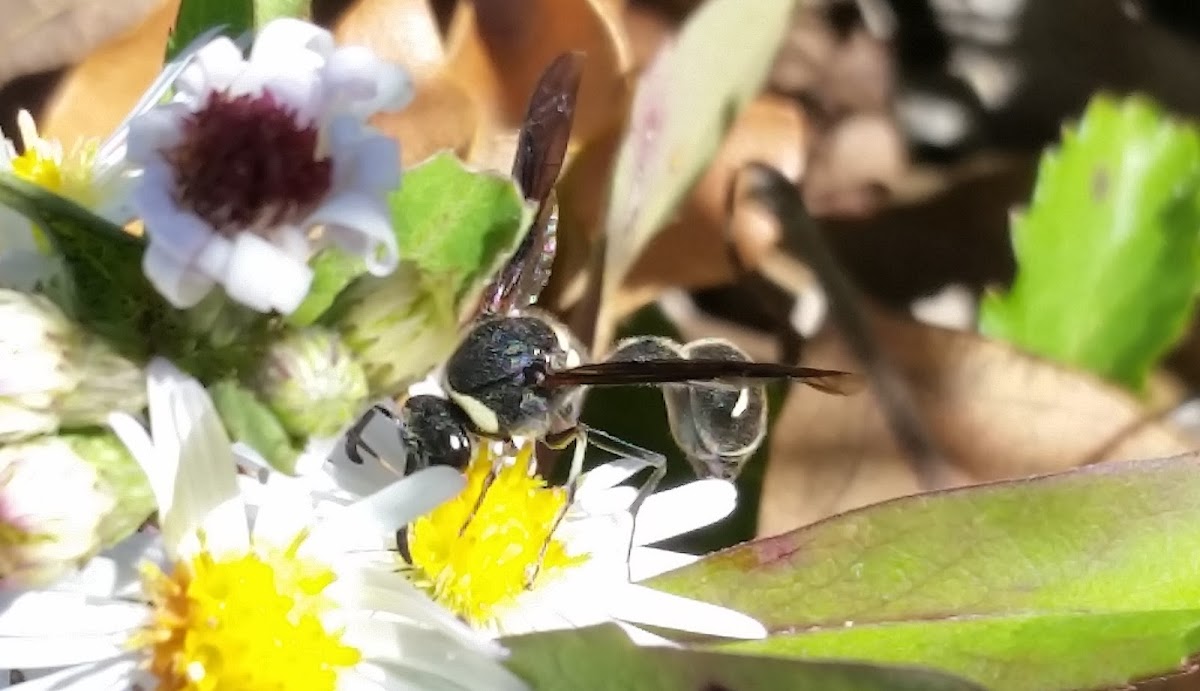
340 51 860 582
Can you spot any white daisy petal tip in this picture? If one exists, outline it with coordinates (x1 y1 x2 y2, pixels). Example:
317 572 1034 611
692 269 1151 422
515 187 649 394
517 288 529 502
608 585 768 641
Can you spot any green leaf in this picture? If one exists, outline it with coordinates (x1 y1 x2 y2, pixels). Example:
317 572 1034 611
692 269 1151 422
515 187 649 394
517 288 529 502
287 248 366 327
389 152 533 310
979 94 1200 391
504 624 984 691
168 0 253 59
600 0 798 300
0 173 172 360
208 380 300 473
724 611 1200 691
254 0 310 25
648 454 1200 689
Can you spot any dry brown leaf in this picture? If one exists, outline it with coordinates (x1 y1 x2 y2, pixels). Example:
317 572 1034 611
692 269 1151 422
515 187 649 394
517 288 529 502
443 0 632 146
334 0 485 167
758 305 1197 537
333 0 446 77
622 3 674 70
39 0 179 143
801 112 907 219
0 0 164 87
369 76 481 167
546 94 811 319
619 94 808 312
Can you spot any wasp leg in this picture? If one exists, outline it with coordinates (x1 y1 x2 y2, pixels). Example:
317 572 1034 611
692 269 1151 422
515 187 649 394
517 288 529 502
525 428 588 587
344 404 399 466
458 440 508 537
526 425 667 587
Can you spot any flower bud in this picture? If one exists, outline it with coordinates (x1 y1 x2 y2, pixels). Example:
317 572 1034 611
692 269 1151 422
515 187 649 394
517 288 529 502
334 263 460 396
64 433 155 548
253 327 370 439
0 290 146 442
0 437 115 588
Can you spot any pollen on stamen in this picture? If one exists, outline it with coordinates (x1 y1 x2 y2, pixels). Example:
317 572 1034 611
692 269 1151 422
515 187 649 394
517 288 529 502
132 534 360 691
163 90 333 236
405 443 589 627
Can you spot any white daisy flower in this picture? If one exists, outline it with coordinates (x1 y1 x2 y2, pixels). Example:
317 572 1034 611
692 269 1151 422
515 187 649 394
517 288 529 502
0 358 527 690
0 28 224 292
125 18 413 315
399 441 768 644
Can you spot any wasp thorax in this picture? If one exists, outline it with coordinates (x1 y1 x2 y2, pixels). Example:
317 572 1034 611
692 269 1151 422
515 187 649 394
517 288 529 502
443 315 577 437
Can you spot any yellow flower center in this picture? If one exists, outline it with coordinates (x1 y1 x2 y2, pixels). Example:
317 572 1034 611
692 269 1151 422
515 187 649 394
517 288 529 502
407 442 587 626
8 111 101 208
132 533 361 691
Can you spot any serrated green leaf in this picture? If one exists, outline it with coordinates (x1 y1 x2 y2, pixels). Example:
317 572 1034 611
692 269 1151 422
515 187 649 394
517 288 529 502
504 624 983 691
168 0 253 59
979 94 1200 391
0 173 170 359
209 380 300 473
724 611 1200 691
648 454 1200 689
600 0 797 302
389 152 533 309
287 248 366 327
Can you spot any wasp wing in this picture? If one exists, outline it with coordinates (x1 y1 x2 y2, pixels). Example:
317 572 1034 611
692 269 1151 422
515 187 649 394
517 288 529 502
544 359 864 395
481 52 584 315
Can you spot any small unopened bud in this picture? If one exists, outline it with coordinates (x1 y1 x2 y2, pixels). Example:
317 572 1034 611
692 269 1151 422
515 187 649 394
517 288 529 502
254 327 370 439
65 433 155 547
0 437 115 588
0 290 146 442
334 263 459 395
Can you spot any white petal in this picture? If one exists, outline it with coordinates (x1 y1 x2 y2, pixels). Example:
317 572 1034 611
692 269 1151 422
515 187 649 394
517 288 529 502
0 593 144 638
177 36 246 96
323 47 414 115
136 171 216 261
332 564 505 658
52 533 160 598
605 584 767 640
631 479 736 546
0 633 126 669
221 233 313 314
123 105 187 164
142 243 214 309
10 657 137 690
629 547 698 582
145 359 248 558
250 18 334 63
193 233 232 277
103 26 229 164
345 663 433 691
107 411 170 517
576 457 647 499
342 619 526 691
613 621 681 648
328 120 400 193
310 467 465 552
307 191 397 276
249 476 315 546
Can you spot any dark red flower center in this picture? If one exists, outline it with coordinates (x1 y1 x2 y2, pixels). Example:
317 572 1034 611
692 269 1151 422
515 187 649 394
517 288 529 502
164 90 333 236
